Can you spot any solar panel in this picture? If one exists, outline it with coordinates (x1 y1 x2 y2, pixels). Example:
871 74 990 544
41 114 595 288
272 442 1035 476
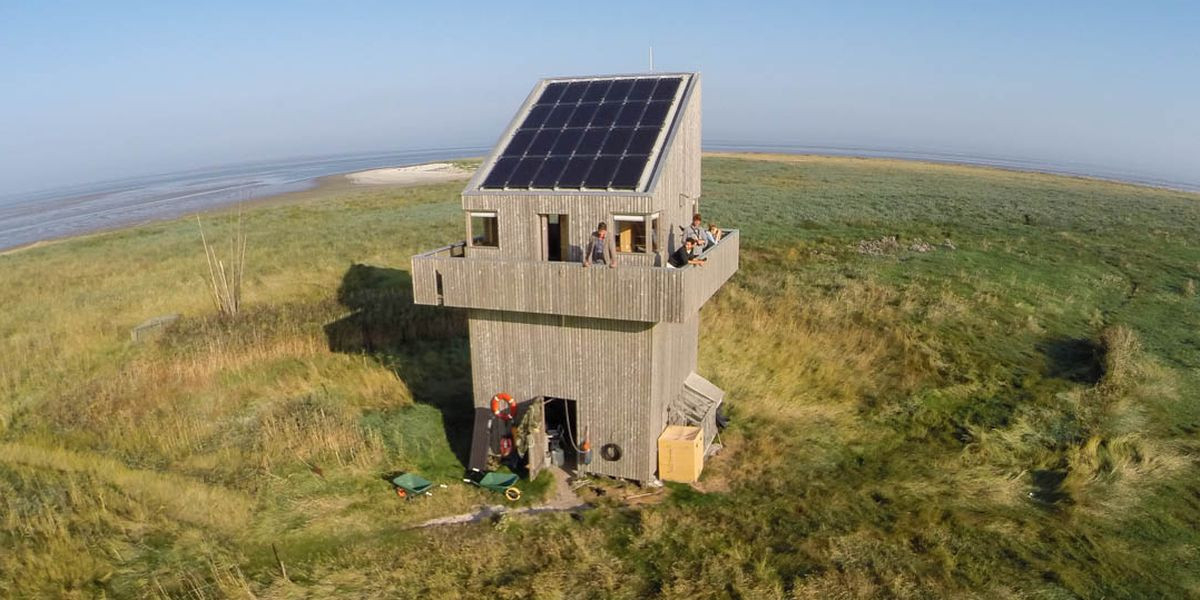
481 75 686 191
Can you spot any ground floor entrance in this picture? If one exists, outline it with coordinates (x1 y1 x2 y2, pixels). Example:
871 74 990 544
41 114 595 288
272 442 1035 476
541 397 580 473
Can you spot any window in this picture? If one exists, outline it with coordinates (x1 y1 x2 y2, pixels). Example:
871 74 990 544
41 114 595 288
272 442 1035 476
540 214 569 261
614 214 657 254
469 212 499 247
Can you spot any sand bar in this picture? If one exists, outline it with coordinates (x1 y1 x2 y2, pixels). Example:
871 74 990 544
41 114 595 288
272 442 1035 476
345 162 472 186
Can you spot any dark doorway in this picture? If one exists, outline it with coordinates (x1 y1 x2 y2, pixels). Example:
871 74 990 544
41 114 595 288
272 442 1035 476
541 214 569 261
543 397 579 472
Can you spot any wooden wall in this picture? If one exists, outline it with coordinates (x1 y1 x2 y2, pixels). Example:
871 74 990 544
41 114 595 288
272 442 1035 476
411 230 738 324
648 311 701 469
467 310 657 481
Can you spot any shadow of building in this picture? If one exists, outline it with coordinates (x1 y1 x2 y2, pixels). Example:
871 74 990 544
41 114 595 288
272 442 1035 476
324 263 473 467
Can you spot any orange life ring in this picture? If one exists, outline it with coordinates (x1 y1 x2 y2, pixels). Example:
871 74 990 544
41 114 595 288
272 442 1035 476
490 393 517 421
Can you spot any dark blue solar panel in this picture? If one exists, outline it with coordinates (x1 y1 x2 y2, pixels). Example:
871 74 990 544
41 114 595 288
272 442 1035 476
601 127 633 155
559 157 593 187
628 78 656 101
558 81 587 103
537 82 568 105
612 155 649 189
576 128 608 155
568 103 597 127
605 79 633 102
483 157 519 188
651 77 681 100
527 129 559 155
505 157 542 188
545 104 574 128
551 128 583 155
615 102 645 127
481 75 685 190
627 128 659 155
584 156 620 188
591 102 620 125
502 130 536 157
582 80 610 102
522 105 552 130
640 101 670 128
532 156 569 188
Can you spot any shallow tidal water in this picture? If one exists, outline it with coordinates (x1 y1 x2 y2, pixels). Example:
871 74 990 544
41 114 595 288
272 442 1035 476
0 147 487 251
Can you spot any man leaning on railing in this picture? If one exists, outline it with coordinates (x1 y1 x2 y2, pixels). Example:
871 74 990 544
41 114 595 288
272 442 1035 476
669 237 706 268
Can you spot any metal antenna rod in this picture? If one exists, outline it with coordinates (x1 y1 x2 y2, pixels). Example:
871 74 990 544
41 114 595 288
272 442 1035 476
649 45 654 71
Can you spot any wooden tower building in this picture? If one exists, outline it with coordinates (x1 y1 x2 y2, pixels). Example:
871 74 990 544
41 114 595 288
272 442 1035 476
411 72 738 482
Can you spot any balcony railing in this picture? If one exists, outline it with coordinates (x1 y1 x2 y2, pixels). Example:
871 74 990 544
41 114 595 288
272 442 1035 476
411 230 739 323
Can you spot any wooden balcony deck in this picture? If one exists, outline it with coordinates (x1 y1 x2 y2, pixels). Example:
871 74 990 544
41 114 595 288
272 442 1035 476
411 230 739 323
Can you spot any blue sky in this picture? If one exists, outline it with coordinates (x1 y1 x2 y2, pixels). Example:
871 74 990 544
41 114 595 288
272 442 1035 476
0 1 1197 194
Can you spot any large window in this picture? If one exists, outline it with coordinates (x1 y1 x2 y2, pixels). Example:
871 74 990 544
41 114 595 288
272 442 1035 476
469 212 499 247
614 214 658 254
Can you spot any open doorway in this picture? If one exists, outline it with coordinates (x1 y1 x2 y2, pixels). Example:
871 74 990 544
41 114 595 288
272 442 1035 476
540 214 569 261
543 397 579 472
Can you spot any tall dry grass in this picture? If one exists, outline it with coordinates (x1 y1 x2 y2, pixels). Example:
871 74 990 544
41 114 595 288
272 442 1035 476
197 212 248 318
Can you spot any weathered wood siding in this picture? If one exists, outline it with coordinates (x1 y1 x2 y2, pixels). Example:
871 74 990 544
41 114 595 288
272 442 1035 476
683 229 740 315
411 230 738 323
462 192 658 262
468 310 656 481
648 311 700 473
415 254 680 321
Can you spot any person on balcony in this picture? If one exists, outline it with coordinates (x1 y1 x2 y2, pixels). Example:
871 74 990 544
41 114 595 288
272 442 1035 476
669 237 707 268
685 213 708 257
583 221 617 268
706 223 723 245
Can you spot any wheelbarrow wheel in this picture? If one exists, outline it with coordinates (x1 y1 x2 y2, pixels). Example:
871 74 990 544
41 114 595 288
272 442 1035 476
395 487 407 499
504 487 522 502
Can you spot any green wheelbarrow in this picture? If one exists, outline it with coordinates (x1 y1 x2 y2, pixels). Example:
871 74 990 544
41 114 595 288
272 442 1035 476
464 470 522 501
391 472 434 500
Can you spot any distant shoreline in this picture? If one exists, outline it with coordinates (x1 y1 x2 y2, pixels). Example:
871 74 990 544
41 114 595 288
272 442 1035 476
0 149 486 254
0 162 474 256
706 144 1200 195
3 150 1197 256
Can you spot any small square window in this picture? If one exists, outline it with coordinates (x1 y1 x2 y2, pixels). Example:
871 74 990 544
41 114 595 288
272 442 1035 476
614 214 657 254
469 212 498 247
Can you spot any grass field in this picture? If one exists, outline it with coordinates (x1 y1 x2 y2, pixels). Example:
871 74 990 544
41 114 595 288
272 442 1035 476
1 154 1198 598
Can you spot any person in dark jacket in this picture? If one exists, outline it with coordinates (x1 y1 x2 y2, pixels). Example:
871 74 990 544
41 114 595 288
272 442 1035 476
583 222 617 268
669 237 706 268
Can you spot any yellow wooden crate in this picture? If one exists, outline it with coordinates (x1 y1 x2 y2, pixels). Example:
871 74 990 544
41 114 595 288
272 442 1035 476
658 425 704 483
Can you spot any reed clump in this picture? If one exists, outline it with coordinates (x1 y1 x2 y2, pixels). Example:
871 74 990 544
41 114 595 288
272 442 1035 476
197 212 247 318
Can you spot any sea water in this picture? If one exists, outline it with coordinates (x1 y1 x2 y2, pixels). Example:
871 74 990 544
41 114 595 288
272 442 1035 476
0 148 487 251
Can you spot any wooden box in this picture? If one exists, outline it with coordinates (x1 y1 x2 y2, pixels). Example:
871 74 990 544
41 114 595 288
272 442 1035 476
658 425 704 483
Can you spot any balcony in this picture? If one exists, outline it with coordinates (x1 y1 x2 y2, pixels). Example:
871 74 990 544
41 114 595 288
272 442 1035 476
411 230 739 323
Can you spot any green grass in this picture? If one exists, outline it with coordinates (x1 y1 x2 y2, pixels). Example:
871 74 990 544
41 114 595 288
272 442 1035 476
2 154 1199 598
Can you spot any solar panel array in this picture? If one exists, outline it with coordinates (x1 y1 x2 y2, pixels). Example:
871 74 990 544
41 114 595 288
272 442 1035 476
481 76 684 191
